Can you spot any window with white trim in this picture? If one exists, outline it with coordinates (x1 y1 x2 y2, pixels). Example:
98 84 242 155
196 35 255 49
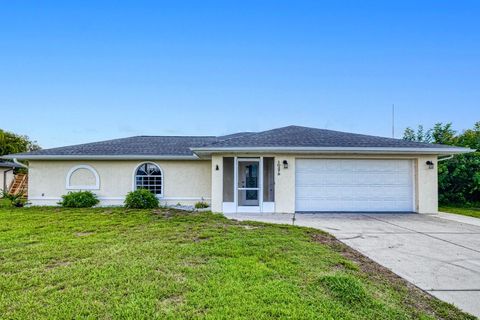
66 165 100 190
135 163 162 195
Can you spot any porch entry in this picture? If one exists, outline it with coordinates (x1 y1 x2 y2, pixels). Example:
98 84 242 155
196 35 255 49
222 157 275 213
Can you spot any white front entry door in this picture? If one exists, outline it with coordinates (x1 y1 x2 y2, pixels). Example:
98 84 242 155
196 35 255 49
237 159 262 212
295 159 415 212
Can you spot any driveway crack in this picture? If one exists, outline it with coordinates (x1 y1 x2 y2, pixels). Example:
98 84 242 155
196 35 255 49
427 289 480 292
363 214 480 254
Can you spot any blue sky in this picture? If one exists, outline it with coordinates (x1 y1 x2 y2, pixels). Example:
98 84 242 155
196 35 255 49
0 1 479 148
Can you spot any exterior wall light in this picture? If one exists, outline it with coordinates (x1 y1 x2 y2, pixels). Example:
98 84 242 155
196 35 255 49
426 161 434 169
215 164 219 171
283 160 289 169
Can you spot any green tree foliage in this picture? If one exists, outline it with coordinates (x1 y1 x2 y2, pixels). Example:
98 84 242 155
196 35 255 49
403 122 480 205
402 125 432 143
457 122 480 149
431 123 456 145
0 129 41 156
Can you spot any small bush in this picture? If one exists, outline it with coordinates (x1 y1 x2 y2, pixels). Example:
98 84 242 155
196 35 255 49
124 189 159 209
1 190 26 207
194 201 209 209
59 191 99 208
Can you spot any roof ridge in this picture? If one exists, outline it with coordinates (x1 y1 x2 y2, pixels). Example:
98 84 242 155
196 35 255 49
201 131 257 147
201 125 313 147
192 125 465 150
260 125 451 147
136 135 217 138
298 126 451 147
199 125 321 148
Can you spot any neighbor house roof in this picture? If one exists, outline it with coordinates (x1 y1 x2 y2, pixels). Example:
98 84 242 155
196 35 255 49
0 161 22 168
2 126 472 160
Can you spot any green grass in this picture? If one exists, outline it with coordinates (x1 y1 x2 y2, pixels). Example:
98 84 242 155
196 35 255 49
0 198 11 207
0 207 473 319
439 206 480 219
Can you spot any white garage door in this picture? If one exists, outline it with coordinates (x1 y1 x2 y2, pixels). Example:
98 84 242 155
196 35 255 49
295 159 414 212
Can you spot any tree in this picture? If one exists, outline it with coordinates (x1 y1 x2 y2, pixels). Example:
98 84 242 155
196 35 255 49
456 121 480 150
402 125 432 142
436 122 480 204
403 127 416 141
431 123 456 145
0 129 41 156
404 122 480 205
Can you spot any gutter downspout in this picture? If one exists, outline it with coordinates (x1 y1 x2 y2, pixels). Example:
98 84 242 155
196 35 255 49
3 168 13 192
438 155 454 162
13 158 28 168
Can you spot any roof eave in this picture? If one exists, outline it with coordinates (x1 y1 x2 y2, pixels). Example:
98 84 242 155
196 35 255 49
0 163 22 168
3 147 474 160
1 154 200 161
190 146 475 156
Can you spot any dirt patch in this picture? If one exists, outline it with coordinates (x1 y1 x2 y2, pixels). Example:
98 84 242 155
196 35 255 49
74 231 95 237
192 236 210 242
240 225 259 230
312 233 473 320
45 260 71 270
181 257 209 268
152 208 197 218
157 295 185 310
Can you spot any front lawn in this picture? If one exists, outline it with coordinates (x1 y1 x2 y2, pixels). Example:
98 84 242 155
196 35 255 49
0 207 473 319
0 198 11 207
439 206 480 219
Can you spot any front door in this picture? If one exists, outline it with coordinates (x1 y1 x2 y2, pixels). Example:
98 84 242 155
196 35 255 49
237 159 261 212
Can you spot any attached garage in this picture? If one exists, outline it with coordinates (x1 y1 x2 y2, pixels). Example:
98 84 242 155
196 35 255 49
295 159 415 212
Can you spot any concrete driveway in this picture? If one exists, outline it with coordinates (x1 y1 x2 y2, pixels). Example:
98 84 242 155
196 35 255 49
224 212 480 317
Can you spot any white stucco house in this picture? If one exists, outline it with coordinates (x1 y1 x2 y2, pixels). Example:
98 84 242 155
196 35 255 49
2 126 472 213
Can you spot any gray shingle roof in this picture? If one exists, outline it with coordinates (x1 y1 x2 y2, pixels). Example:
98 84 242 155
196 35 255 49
7 136 221 157
198 125 454 149
2 125 470 160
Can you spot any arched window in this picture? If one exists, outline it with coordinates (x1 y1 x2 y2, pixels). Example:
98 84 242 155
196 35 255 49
66 165 100 190
134 162 163 195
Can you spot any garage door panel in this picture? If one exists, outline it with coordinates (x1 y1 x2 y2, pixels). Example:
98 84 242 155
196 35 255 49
296 199 413 212
298 193 409 200
297 172 409 186
295 159 414 212
296 183 410 193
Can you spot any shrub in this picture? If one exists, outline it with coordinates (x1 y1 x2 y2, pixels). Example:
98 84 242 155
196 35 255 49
1 190 26 207
438 153 480 205
124 189 159 209
194 201 209 209
59 191 99 208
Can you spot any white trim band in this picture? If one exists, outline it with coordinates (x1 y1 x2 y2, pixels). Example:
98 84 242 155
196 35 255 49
191 146 473 155
3 155 200 160
29 196 211 201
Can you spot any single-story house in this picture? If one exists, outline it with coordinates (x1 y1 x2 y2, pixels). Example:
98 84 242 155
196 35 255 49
2 125 472 213
0 161 22 194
